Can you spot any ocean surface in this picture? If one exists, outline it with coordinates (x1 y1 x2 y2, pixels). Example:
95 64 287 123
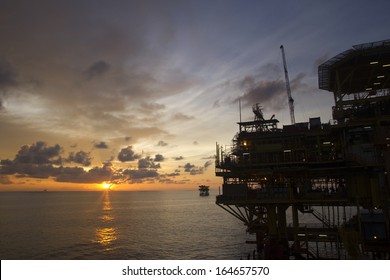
0 190 256 260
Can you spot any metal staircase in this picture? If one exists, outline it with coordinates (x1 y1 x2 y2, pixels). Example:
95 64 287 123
298 205 333 228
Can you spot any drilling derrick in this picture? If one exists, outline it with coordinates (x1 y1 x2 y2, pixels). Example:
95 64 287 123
280 45 296 125
216 39 390 259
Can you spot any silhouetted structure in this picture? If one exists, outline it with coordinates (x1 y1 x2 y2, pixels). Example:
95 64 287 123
216 39 390 259
199 185 210 196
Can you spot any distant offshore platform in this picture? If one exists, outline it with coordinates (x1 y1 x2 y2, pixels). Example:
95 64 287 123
199 185 210 196
216 39 390 259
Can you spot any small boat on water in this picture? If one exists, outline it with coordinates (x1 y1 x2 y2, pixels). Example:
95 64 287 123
198 185 209 196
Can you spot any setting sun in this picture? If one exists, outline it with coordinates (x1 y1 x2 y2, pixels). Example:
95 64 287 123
101 182 113 190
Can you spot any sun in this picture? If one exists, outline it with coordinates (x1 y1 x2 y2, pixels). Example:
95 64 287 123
101 182 113 190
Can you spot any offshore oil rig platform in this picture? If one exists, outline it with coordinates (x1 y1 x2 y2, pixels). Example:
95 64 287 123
199 185 210 196
215 39 390 259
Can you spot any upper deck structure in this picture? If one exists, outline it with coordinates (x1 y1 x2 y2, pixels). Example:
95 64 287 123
216 40 390 259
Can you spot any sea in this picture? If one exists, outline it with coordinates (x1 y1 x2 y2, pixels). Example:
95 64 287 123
0 190 256 260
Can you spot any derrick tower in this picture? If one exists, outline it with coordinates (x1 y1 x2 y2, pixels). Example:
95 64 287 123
216 40 390 259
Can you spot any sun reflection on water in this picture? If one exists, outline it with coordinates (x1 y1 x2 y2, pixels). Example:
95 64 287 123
95 191 118 250
95 227 117 248
100 214 114 222
102 196 112 212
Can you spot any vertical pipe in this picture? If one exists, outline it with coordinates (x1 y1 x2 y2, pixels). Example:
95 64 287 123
277 205 288 259
343 205 347 223
292 204 300 253
337 205 339 226
267 205 278 236
332 205 335 227
356 200 363 257
329 205 333 249
216 142 219 166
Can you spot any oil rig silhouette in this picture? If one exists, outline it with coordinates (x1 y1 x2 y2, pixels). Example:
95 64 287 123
215 39 390 259
199 185 210 196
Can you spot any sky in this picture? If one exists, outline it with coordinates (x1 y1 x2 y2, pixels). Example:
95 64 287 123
1 0 390 191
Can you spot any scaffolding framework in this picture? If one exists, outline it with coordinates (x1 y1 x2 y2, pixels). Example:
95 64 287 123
216 40 390 259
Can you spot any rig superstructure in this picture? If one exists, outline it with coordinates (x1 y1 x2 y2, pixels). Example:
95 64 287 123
215 39 390 259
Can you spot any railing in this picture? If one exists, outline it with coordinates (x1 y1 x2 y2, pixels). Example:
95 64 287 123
311 208 333 229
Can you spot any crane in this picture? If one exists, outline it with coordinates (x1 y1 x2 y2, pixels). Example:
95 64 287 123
280 45 296 125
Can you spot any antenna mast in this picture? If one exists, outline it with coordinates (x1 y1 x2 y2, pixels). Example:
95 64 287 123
239 98 242 122
280 45 296 125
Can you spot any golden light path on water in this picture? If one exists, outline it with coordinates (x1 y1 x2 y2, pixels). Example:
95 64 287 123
95 191 117 250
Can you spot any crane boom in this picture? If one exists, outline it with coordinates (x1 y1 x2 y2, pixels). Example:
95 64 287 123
280 45 295 125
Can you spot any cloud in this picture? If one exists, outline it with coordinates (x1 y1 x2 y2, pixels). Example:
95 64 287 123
154 154 164 162
3 157 120 184
172 112 194 121
0 59 18 89
54 159 163 184
0 142 62 179
1 159 60 179
180 159 212 176
123 169 160 182
238 78 285 109
257 63 282 79
13 141 62 165
182 162 204 175
94 141 109 149
236 70 307 111
85 60 110 80
1 141 170 185
67 151 92 166
0 175 13 184
55 164 112 184
0 1 195 142
117 146 141 162
157 140 168 147
0 142 115 183
164 170 180 177
0 142 107 182
0 141 188 185
173 156 184 161
0 59 19 109
139 102 166 113
138 157 161 169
